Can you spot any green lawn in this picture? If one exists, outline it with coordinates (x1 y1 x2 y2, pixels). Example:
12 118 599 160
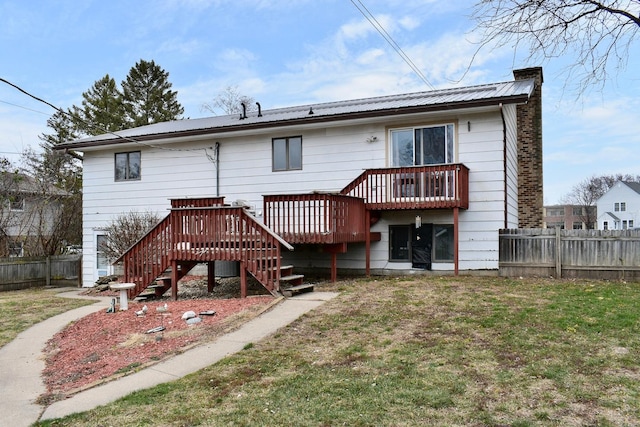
32 276 640 426
0 287 94 349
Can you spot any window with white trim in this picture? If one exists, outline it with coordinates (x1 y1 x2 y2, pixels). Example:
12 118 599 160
273 136 302 171
115 151 141 181
433 224 454 262
390 124 454 166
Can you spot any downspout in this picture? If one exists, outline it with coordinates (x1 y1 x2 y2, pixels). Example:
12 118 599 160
215 142 220 197
500 103 508 230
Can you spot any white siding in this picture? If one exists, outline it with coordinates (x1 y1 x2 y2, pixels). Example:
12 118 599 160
503 104 519 228
596 182 640 230
456 111 506 270
80 107 515 284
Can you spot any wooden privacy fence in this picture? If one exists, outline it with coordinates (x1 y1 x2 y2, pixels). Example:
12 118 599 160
499 229 640 280
0 255 81 291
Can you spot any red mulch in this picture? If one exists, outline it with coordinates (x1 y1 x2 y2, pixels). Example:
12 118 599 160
41 296 274 399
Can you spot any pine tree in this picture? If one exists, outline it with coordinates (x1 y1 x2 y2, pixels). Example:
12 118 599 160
77 74 125 135
121 59 184 127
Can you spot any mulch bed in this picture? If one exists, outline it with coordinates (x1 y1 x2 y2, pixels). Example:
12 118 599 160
40 277 275 402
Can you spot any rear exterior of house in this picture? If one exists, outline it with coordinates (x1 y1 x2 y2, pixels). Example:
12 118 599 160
58 67 543 296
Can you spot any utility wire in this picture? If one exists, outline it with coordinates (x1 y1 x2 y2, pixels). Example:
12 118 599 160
0 77 213 155
349 0 435 90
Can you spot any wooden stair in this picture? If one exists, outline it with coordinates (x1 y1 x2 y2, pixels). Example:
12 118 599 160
116 200 302 300
278 264 310 297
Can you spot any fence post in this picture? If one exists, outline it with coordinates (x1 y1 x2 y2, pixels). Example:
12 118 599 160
555 227 562 278
46 256 51 287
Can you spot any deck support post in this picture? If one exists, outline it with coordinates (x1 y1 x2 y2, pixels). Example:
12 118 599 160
240 262 247 298
454 207 459 276
331 252 337 282
207 262 216 292
324 243 347 283
365 210 371 277
171 260 179 300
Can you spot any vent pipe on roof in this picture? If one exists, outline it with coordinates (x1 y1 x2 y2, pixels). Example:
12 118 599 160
308 107 314 115
240 103 247 120
256 102 262 117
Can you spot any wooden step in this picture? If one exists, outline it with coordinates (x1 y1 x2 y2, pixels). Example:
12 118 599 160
148 283 170 297
281 274 304 285
279 264 294 276
282 283 314 297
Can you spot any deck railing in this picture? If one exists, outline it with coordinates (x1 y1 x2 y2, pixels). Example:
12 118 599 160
263 194 368 244
171 206 290 291
341 163 469 210
118 198 293 297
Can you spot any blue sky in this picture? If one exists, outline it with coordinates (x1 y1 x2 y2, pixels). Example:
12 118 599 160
1 0 638 204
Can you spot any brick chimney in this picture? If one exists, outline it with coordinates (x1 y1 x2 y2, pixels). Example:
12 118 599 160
513 67 543 228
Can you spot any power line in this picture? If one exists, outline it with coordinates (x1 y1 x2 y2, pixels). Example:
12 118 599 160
0 77 211 155
0 99 51 116
349 0 435 90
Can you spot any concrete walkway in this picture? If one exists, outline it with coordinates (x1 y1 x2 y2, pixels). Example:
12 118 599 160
0 289 337 426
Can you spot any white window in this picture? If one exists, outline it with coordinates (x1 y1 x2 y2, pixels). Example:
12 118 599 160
273 136 302 171
115 151 141 181
603 221 609 230
391 124 454 166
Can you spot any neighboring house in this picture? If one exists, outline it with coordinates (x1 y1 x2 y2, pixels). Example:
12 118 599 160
543 205 596 230
57 67 544 297
0 173 68 257
596 181 640 230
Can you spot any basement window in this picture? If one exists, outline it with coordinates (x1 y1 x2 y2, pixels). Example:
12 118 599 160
115 151 141 181
272 136 302 171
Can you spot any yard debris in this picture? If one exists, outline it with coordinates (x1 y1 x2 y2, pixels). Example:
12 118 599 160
199 310 216 316
145 326 166 334
156 303 169 313
106 298 116 313
134 305 148 317
181 310 197 320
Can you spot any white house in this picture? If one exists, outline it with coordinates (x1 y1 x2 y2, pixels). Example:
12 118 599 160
597 181 640 230
57 67 544 298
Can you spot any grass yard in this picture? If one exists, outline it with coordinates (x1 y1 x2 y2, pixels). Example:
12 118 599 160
32 276 640 426
0 287 94 348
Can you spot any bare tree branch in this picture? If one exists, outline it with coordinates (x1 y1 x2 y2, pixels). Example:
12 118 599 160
473 0 639 93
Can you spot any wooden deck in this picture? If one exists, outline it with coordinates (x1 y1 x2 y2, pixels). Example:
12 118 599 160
116 164 469 299
341 163 469 210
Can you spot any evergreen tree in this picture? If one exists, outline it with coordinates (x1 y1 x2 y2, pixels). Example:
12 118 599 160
77 74 125 135
121 59 184 127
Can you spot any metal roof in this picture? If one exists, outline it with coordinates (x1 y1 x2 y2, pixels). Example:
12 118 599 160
57 77 535 150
